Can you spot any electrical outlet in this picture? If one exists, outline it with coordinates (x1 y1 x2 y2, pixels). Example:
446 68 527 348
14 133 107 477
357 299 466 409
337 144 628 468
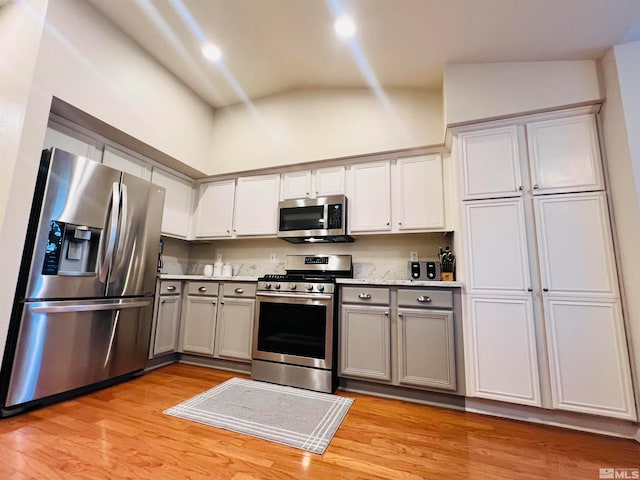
270 253 277 263
410 251 418 261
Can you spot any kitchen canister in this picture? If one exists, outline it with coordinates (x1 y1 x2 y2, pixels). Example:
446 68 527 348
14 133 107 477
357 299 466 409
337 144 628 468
213 254 223 277
222 263 233 277
203 264 214 277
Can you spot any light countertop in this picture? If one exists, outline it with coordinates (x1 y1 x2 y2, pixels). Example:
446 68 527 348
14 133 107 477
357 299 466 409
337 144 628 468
158 273 462 287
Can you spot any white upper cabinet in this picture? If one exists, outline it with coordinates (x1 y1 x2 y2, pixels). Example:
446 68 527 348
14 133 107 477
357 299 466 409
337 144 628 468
102 146 152 181
458 126 522 200
526 114 603 195
463 198 531 293
349 160 392 233
233 174 280 236
282 170 312 200
193 179 236 239
44 125 102 162
315 165 346 197
394 154 444 231
150 168 194 239
534 192 618 297
544 297 636 420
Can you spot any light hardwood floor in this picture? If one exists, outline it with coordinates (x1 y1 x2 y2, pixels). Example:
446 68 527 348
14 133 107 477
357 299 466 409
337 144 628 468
1 363 638 479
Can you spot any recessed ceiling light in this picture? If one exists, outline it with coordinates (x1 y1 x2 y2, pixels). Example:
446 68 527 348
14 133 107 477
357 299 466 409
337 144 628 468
334 16 356 38
201 43 222 62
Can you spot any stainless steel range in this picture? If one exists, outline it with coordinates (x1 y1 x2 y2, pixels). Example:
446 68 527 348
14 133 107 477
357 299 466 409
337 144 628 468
252 254 352 393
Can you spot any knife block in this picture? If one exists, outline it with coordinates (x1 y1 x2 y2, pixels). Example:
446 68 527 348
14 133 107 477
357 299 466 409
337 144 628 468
441 272 454 281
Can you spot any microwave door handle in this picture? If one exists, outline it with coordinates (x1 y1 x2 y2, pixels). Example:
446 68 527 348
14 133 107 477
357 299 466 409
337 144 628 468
99 183 120 283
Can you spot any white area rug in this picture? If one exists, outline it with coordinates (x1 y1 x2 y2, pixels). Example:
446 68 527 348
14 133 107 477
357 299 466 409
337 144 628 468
163 377 353 454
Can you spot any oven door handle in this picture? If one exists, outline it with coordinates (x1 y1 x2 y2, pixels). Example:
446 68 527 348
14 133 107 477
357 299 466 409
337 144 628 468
256 292 333 301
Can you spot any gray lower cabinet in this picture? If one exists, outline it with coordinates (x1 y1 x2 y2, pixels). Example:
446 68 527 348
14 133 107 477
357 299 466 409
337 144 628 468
214 283 256 362
339 285 457 393
397 308 455 390
150 280 182 358
340 304 391 381
181 282 220 355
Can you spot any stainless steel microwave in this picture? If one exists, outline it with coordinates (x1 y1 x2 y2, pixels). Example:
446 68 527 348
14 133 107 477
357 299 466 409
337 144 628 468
277 195 354 243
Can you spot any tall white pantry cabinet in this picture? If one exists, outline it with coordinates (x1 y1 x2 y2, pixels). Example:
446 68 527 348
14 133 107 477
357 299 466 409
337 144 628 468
456 110 637 421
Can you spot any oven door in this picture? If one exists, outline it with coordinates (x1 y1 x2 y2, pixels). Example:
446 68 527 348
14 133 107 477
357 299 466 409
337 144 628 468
253 291 334 369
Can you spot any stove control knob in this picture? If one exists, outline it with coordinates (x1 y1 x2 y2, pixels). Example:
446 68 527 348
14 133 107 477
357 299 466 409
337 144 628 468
290 283 297 290
275 283 281 290
264 283 272 289
306 284 314 291
317 284 325 292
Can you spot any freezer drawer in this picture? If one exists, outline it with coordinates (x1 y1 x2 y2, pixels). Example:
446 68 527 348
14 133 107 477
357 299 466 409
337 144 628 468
4 297 152 408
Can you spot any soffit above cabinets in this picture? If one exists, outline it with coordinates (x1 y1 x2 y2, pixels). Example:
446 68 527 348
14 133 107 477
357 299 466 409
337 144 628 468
86 0 640 108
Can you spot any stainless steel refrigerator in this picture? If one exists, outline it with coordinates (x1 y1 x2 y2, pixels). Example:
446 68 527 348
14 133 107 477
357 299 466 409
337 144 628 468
0 148 164 415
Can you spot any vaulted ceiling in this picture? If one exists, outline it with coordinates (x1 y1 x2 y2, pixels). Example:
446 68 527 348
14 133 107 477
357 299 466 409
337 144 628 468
88 0 640 108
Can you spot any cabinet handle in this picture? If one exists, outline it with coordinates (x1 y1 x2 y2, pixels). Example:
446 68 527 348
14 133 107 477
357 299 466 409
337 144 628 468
198 286 207 292
220 301 224 305
384 311 389 317
417 296 431 303
398 312 403 318
227 229 230 234
166 285 176 291
398 222 402 225
518 185 524 191
533 184 540 190
212 300 217 305
161 299 166 304
527 287 533 292
386 222 390 226
542 288 549 292
234 288 244 294
358 293 372 300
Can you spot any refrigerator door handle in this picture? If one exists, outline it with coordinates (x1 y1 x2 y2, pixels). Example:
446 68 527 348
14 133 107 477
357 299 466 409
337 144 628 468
99 183 120 282
31 299 151 314
112 183 128 276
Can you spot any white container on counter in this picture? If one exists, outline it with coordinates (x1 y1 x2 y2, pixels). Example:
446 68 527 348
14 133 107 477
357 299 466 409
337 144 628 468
222 264 233 277
203 264 214 277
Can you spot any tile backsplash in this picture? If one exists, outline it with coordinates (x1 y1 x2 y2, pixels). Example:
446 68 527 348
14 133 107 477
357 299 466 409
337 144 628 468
180 232 453 280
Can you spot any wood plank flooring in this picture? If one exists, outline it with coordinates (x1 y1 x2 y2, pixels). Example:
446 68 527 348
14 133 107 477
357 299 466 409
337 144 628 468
0 363 638 479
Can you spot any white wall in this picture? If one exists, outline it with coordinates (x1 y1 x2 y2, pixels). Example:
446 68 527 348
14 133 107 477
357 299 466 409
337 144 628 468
444 61 601 125
207 88 443 176
599 43 640 405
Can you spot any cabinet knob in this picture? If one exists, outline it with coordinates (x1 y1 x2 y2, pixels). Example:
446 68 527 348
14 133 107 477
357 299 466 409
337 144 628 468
386 222 390 226
518 185 524 191
161 299 166 304
398 222 402 225
212 300 217 304
227 229 230 234
235 288 244 294
166 285 176 291
527 287 533 292
220 301 224 305
384 311 389 317
358 293 372 300
198 286 207 292
398 312 403 318
542 288 549 292
417 296 431 303
533 184 540 190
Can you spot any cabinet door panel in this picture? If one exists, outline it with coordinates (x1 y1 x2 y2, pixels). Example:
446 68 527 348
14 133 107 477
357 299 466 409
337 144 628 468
534 192 618 296
152 295 181 356
527 115 603 194
397 308 455 390
150 168 193 238
194 179 235 238
282 170 312 199
349 161 391 232
468 295 541 406
234 174 280 236
458 126 522 199
339 305 391 381
544 297 636 420
396 154 444 230
102 146 152 181
44 126 101 161
181 296 217 355
315 166 345 197
464 199 531 292
214 298 255 361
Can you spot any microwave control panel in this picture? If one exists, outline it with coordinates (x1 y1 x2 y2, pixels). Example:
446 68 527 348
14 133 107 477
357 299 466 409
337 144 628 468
328 204 343 229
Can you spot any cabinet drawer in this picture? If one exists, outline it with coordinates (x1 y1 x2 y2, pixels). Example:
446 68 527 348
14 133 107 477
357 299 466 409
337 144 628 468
342 286 390 305
222 282 256 298
159 281 181 295
398 289 453 309
186 281 219 296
